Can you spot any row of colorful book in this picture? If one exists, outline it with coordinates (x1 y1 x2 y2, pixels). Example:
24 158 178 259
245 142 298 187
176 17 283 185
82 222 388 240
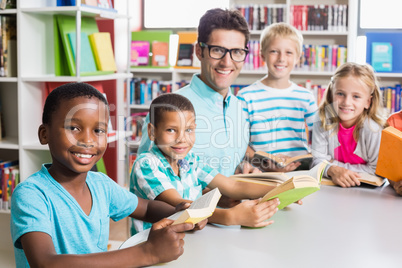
0 160 19 211
129 78 191 105
130 112 147 142
57 0 114 9
381 84 402 115
290 4 348 32
235 4 286 31
129 78 173 105
296 44 348 72
243 40 347 72
54 15 116 76
0 15 17 77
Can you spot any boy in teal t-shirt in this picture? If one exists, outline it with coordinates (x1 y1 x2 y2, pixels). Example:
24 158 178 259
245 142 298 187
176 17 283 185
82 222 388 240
11 83 195 267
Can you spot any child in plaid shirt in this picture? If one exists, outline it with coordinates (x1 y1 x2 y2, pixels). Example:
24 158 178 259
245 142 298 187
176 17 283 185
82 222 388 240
130 94 281 235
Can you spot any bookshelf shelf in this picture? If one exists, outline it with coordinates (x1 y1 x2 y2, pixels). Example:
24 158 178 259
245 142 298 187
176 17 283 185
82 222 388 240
131 67 174 74
0 9 16 14
0 137 19 149
0 77 17 82
130 104 150 109
21 73 132 83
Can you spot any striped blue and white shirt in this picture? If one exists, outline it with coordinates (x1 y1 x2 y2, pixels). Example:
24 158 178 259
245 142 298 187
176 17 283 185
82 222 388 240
130 144 219 235
237 79 317 156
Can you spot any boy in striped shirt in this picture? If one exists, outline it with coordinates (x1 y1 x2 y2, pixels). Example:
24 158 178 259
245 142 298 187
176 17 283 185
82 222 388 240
130 94 280 235
237 22 317 172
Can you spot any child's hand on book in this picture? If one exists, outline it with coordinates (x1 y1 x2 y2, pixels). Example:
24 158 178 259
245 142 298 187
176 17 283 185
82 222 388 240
174 201 192 212
235 160 261 174
230 198 279 228
260 154 301 172
145 218 194 264
327 166 361 188
193 218 208 231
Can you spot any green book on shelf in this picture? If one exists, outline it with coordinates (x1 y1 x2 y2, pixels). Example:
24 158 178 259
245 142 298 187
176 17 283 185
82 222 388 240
54 14 113 76
67 32 97 73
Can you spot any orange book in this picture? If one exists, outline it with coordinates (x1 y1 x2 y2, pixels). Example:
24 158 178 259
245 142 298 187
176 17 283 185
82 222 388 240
375 126 402 181
151 41 169 67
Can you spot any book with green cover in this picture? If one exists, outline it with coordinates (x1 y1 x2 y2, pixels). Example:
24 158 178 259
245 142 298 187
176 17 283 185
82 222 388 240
67 32 97 73
259 161 327 209
54 14 113 76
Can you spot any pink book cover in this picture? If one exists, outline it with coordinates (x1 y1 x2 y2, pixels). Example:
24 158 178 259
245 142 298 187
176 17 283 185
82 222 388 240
131 41 150 66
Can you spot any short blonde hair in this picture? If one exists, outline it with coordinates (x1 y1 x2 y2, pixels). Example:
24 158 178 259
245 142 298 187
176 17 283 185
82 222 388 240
318 62 387 140
260 22 303 57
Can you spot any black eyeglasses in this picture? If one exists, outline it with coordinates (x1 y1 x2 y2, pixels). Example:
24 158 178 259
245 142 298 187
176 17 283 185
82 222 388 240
199 42 249 62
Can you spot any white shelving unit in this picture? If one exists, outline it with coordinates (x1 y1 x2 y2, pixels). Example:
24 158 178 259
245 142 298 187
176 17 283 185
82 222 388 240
0 1 131 265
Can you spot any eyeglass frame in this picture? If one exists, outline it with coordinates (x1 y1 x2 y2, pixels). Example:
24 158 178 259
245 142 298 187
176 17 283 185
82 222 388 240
199 42 249 62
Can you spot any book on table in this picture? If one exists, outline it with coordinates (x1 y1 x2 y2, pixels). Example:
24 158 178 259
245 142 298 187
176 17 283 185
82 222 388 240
119 188 221 249
375 126 402 182
253 151 313 168
321 173 385 187
231 161 327 209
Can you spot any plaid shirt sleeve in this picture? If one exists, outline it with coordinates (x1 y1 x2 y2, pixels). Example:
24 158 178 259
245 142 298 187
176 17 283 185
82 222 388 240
131 153 177 200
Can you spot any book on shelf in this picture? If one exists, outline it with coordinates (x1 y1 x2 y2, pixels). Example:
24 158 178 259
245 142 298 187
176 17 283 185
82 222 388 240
151 41 169 67
1 15 17 77
55 15 111 76
257 161 327 210
67 32 98 73
371 42 392 72
321 173 385 187
0 160 19 211
253 151 313 169
290 4 348 32
231 161 326 188
176 43 194 67
131 41 150 66
375 126 402 182
81 0 97 6
119 188 222 250
89 32 117 72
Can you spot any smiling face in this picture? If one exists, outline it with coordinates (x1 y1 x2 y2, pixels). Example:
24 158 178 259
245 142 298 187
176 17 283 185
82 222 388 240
196 29 246 97
261 37 299 88
332 76 372 128
39 97 109 179
148 110 196 166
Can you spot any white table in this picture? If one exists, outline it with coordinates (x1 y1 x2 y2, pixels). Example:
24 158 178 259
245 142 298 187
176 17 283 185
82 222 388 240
149 183 402 268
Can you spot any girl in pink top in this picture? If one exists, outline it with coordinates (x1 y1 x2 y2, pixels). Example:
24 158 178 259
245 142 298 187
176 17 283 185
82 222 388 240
311 63 387 187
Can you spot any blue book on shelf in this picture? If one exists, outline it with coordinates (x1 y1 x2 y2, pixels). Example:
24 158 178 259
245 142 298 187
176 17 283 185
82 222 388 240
57 0 75 6
67 32 97 73
366 32 402 73
372 42 392 72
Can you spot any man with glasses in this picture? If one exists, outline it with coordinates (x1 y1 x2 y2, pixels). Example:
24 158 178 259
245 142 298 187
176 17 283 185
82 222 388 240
137 8 257 179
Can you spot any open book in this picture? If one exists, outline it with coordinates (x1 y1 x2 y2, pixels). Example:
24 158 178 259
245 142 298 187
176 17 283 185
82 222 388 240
231 160 326 187
254 151 313 168
168 188 221 225
119 188 221 249
321 173 385 187
258 162 326 209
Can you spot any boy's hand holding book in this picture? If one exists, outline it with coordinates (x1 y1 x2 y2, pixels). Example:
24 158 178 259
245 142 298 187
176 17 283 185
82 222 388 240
144 218 194 264
229 198 280 228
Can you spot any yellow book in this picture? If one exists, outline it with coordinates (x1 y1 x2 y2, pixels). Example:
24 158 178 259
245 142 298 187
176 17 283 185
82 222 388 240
89 32 117 72
168 188 221 225
118 188 221 250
